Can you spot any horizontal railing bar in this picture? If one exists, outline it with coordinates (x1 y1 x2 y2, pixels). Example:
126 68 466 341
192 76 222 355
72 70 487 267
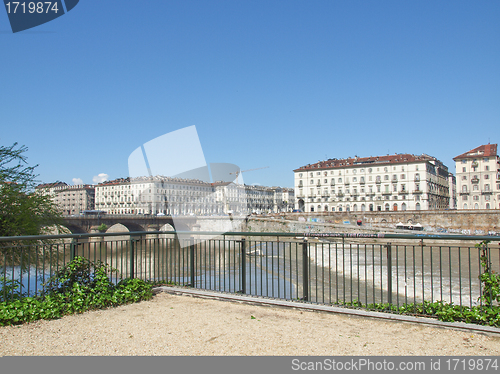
0 231 499 243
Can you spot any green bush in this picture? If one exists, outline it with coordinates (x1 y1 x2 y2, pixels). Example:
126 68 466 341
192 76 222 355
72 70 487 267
0 256 152 326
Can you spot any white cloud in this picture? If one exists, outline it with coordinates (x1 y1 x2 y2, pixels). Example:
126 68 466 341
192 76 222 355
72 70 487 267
93 173 109 184
72 178 84 185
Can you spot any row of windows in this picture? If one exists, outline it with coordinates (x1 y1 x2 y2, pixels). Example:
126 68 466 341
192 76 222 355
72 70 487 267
299 165 422 178
308 202 420 212
461 184 493 192
300 173 423 186
461 194 499 201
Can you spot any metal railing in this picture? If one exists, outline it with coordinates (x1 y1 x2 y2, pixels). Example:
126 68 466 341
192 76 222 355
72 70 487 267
1 231 499 311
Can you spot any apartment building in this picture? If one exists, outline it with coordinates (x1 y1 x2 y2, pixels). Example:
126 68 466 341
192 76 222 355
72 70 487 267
95 176 218 215
294 153 450 213
36 182 95 215
94 176 294 215
453 144 500 210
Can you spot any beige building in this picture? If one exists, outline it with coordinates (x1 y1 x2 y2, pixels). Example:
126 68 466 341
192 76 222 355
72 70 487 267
94 176 294 215
453 144 500 210
36 182 95 215
294 153 450 213
95 176 217 216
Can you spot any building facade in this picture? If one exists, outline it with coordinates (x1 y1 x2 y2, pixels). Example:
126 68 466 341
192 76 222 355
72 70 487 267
94 176 294 215
36 182 95 215
95 176 218 215
294 153 450 213
453 144 500 210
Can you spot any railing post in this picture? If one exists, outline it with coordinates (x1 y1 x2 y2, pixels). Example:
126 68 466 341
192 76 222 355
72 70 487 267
302 239 309 301
241 238 246 294
386 242 392 306
70 238 78 261
129 237 135 279
190 237 195 288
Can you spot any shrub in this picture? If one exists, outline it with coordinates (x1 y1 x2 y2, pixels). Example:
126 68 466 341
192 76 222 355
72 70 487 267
0 256 153 326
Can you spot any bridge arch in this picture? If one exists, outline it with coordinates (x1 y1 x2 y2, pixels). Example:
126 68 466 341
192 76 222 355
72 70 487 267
105 222 146 233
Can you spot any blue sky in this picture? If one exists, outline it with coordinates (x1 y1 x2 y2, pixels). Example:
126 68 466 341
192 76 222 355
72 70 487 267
1 1 499 188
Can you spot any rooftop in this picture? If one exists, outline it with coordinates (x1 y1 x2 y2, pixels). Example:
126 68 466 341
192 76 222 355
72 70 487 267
453 144 498 161
294 153 440 172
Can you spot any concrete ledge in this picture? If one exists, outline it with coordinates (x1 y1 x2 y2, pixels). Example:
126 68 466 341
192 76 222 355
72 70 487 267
153 286 500 336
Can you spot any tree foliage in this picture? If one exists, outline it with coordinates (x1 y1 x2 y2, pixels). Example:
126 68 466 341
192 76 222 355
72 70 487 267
0 142 62 237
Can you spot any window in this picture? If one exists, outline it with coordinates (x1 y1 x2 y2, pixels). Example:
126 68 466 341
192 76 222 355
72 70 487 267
486 166 490 171
485 184 490 191
463 167 466 172
462 195 468 201
462 185 467 192
401 174 405 179
384 175 389 180
473 195 479 201
473 185 479 191
485 175 490 180
462 160 467 164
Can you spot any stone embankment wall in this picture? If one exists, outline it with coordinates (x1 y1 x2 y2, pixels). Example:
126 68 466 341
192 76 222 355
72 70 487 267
178 210 500 236
272 210 500 235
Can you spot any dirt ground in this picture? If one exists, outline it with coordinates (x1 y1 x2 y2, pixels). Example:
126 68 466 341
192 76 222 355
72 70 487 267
1 291 499 356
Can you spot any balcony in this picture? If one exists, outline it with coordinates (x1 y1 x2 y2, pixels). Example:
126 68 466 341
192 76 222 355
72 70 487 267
413 190 423 194
481 190 492 195
375 180 381 184
337 193 344 197
391 179 398 183
398 190 407 195
471 178 480 184
382 191 392 195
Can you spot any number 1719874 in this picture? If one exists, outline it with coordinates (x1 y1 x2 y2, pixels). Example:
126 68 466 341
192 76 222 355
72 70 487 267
5 2 60 14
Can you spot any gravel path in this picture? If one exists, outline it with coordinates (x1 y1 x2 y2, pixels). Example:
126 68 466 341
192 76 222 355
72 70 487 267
1 292 499 356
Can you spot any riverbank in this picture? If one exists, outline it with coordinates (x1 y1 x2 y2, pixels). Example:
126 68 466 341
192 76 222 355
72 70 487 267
1 291 499 356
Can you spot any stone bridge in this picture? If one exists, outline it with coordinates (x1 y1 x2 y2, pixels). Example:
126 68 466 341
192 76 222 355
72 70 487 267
62 215 196 234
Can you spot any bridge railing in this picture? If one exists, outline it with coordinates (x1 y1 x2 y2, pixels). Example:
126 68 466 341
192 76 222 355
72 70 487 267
1 231 499 311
